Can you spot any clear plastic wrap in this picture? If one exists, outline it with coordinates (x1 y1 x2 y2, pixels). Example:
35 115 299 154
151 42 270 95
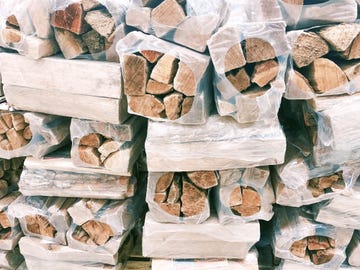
0 111 70 159
70 117 146 175
8 195 76 245
125 0 227 52
50 0 129 61
146 171 218 224
0 0 59 59
145 115 287 171
0 247 24 270
273 206 353 269
19 153 136 200
285 24 360 100
346 230 360 267
215 167 275 224
116 31 213 125
142 212 260 259
277 0 357 30
207 21 289 124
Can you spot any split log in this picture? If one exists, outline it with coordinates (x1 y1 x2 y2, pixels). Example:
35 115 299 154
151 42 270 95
78 146 101 166
292 70 314 94
339 60 360 81
123 54 148 96
307 172 344 198
163 92 183 120
224 43 246 73
173 62 196 96
341 33 360 60
140 50 163 63
128 95 165 118
54 28 88 59
146 80 172 95
180 181 206 217
244 38 276 63
82 30 105 60
230 187 261 217
150 54 179 84
226 68 251 92
84 10 115 39
181 97 194 116
79 133 103 148
186 171 218 189
155 172 174 193
251 60 279 87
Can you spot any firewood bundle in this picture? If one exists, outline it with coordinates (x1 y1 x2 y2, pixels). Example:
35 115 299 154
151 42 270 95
0 158 24 199
0 111 69 159
278 0 357 29
273 206 354 269
50 0 128 61
0 247 23 270
147 171 217 223
286 23 360 99
145 115 286 172
346 230 360 267
0 0 59 59
70 117 146 174
215 167 275 224
117 31 212 124
125 0 227 52
207 22 289 123
142 212 260 259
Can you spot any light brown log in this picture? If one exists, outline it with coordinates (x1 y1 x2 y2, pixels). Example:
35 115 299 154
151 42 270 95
164 92 183 120
310 249 334 265
123 54 148 96
226 68 251 92
0 180 8 196
102 150 123 170
307 236 331 251
159 202 181 216
81 0 102 11
84 10 115 39
293 70 314 93
181 180 207 217
231 205 260 217
318 175 339 190
82 220 114 246
244 38 276 63
79 133 103 148
72 226 95 245
10 114 26 131
128 95 165 118
6 15 19 27
78 146 101 166
151 54 179 84
305 58 348 93
167 175 181 204
1 114 13 130
290 238 308 258
151 0 186 34
155 172 174 193
340 60 360 81
140 50 163 63
146 80 173 95
1 28 21 44
54 28 88 59
0 140 12 151
173 62 196 96
82 30 105 60
186 171 218 189
341 34 360 60
25 215 57 238
0 118 10 135
105 25 124 62
23 126 33 140
229 186 242 207
242 187 261 207
282 0 303 4
251 59 279 87
98 140 121 160
0 212 10 229
6 128 28 149
224 43 246 73
181 97 194 116
51 3 89 34
154 193 167 203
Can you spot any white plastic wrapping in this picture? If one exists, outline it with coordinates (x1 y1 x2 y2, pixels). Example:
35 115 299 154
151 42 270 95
125 0 227 52
346 230 360 267
273 206 353 269
142 212 260 259
207 22 289 124
215 167 275 224
70 117 146 175
277 0 357 29
0 0 59 59
116 31 213 125
0 111 70 159
145 115 287 171
277 260 359 270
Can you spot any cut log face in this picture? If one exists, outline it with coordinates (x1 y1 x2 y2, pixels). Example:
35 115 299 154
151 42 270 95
164 92 183 120
251 59 279 87
84 10 115 39
82 0 102 12
230 186 261 217
293 70 314 93
307 171 344 197
226 68 251 92
290 235 335 265
181 180 207 217
151 54 179 84
6 15 19 27
25 215 57 238
146 80 173 95
81 220 114 245
82 30 105 58
186 171 218 189
341 34 360 60
173 61 196 96
123 54 148 96
224 43 246 73
54 28 88 59
79 133 103 148
128 95 165 118
140 50 164 63
181 97 194 116
244 38 276 63
1 28 21 44
78 145 101 166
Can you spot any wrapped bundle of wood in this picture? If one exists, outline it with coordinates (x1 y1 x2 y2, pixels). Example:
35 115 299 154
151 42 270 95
0 0 59 59
70 117 146 175
152 249 259 270
0 158 24 199
215 167 275 224
286 23 360 99
0 52 129 124
0 247 23 270
145 115 286 171
146 171 218 224
117 31 213 124
0 111 69 159
277 0 357 30
273 206 353 269
277 260 358 270
346 230 360 267
125 0 227 52
50 0 129 61
8 195 76 245
207 22 289 123
273 145 356 207
18 152 136 200
142 212 260 259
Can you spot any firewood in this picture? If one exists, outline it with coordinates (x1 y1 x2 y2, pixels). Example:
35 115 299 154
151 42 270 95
82 220 114 245
6 15 19 27
292 70 314 93
230 186 242 207
290 238 307 258
181 180 207 217
155 172 174 193
224 43 246 73
79 133 103 148
159 202 181 216
151 0 186 37
72 226 95 245
0 140 12 151
51 3 89 35
54 28 88 59
81 30 105 60
167 175 181 204
11 113 26 131
22 126 32 141
98 140 121 160
84 10 115 39
1 114 13 130
307 236 331 250
181 97 194 116
0 212 10 229
102 150 123 170
341 34 360 60
150 54 179 84
0 118 10 135
282 0 303 4
128 95 165 118
146 79 173 95
78 146 101 166
81 0 102 12
123 54 148 96
244 38 276 63
173 62 196 96
310 249 335 265
140 50 163 63
340 60 360 81
6 129 28 149
230 186 261 217
1 28 21 44
231 205 261 217
186 171 218 189
226 68 251 92
318 175 339 190
251 59 279 87
164 92 183 120
25 215 57 238
105 25 125 62
154 193 167 203
304 58 348 93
